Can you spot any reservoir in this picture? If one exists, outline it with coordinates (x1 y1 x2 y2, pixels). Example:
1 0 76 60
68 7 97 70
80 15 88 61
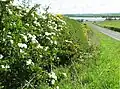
69 17 106 21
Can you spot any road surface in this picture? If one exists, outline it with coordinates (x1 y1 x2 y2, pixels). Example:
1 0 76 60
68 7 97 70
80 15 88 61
88 23 120 41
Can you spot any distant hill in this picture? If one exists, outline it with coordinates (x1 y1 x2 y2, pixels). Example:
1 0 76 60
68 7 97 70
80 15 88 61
64 13 120 17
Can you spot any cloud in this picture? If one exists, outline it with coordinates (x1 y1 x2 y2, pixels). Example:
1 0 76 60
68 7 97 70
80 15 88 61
22 0 120 14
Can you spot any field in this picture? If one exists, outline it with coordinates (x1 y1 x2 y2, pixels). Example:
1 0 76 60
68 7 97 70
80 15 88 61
96 20 120 32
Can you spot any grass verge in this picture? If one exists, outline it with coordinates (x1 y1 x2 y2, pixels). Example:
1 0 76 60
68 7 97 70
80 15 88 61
84 25 120 89
96 20 120 32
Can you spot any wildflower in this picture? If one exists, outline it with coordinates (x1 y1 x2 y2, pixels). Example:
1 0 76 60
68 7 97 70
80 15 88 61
18 43 27 48
0 54 3 59
26 59 34 65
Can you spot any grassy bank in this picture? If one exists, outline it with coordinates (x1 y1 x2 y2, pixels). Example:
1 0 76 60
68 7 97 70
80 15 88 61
84 25 120 89
96 20 120 32
51 20 99 89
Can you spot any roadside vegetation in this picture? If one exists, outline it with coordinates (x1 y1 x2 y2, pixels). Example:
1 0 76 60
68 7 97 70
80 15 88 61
1 1 119 89
0 0 98 89
96 20 120 32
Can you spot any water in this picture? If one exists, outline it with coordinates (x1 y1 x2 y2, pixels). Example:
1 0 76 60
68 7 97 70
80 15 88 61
69 17 106 21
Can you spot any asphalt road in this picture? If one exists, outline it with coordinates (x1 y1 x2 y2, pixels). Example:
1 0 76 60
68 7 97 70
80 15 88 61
88 23 120 41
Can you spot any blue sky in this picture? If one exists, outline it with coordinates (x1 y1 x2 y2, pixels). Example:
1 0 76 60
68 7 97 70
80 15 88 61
15 0 120 14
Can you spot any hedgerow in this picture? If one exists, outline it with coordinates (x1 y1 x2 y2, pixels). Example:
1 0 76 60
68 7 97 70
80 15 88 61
0 0 97 89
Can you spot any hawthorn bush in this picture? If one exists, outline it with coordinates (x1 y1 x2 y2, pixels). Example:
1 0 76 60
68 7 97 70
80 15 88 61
0 0 97 89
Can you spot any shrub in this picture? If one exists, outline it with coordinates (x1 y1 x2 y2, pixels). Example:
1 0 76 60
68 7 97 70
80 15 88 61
0 0 96 89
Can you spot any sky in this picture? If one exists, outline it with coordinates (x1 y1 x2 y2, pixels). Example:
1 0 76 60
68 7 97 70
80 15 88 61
15 0 120 14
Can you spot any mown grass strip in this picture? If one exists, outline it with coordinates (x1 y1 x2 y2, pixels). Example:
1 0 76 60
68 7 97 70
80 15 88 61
84 25 120 89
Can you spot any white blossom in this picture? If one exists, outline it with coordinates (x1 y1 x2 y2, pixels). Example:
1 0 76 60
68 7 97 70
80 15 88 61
45 32 50 36
49 26 53 29
54 41 57 45
37 44 43 49
8 9 12 14
35 17 38 21
26 59 34 65
3 38 5 41
0 54 3 59
31 13 34 17
50 40 53 44
46 37 51 40
32 37 38 44
51 79 55 85
1 65 10 68
27 33 33 38
10 40 13 44
25 23 29 26
1 0 7 1
56 86 59 89
33 21 40 26
20 49 24 53
3 28 5 31
18 43 27 48
51 32 56 35
65 40 72 43
56 57 59 59
7 35 12 38
62 73 67 77
48 71 57 80
20 34 27 42
44 46 49 51
40 55 43 58
8 32 11 34
26 8 29 13
45 32 56 36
